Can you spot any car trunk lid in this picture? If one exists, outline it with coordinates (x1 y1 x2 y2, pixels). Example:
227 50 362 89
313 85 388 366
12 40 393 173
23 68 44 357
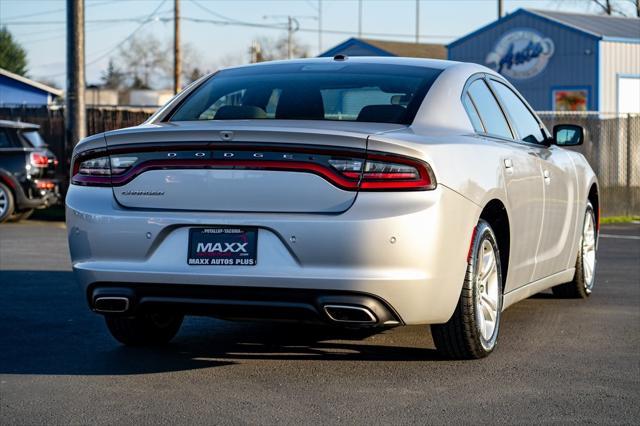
104 121 405 213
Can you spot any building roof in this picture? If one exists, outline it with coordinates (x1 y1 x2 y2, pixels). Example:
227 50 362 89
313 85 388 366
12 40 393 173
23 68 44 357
0 119 40 130
319 37 446 59
0 68 63 97
449 8 640 48
357 38 447 59
529 9 640 40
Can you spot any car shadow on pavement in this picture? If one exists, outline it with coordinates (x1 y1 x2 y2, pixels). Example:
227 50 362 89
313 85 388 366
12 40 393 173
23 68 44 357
174 320 443 363
0 270 443 376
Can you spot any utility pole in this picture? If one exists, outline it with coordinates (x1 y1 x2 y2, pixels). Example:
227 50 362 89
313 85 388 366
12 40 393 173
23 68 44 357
283 16 300 59
318 0 322 53
66 0 85 149
174 0 181 94
415 0 420 43
358 0 362 38
287 16 293 59
498 0 504 19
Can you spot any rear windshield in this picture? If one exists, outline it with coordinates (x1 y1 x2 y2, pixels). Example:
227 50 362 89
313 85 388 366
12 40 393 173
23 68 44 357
19 130 47 148
169 63 442 124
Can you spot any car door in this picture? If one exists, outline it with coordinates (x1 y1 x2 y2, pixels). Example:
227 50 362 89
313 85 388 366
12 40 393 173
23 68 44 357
464 77 544 292
489 79 578 282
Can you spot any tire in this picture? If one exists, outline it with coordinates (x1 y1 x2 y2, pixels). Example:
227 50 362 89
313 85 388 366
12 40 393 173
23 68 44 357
431 219 503 359
552 202 597 299
105 312 184 346
0 182 16 223
9 209 34 222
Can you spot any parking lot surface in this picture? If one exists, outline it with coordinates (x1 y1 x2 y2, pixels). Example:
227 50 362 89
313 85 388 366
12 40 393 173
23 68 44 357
1 220 638 424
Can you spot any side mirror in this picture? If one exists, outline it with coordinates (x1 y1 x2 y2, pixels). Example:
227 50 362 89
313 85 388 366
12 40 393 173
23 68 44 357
553 124 584 146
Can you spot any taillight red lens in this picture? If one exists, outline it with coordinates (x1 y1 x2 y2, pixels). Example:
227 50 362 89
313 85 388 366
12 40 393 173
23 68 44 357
70 147 435 191
328 156 435 191
71 155 138 186
360 157 434 190
30 152 49 168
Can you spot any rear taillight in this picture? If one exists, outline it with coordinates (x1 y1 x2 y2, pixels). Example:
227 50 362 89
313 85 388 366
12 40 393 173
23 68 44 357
35 180 56 190
329 155 435 191
29 152 49 168
72 155 137 186
70 147 435 191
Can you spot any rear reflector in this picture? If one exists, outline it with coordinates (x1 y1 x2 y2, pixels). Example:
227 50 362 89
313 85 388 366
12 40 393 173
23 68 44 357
35 180 56 190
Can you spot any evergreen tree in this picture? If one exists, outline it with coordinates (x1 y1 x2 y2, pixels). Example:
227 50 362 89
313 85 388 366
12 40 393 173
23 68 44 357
100 59 126 89
0 26 28 76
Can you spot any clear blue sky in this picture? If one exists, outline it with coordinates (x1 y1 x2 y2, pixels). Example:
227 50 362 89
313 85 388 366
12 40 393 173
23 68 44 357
1 0 636 88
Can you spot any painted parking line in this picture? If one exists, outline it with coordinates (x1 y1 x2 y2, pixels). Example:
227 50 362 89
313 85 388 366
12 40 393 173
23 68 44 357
599 233 640 240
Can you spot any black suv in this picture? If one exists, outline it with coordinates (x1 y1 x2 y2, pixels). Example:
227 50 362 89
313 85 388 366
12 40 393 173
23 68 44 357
0 120 61 222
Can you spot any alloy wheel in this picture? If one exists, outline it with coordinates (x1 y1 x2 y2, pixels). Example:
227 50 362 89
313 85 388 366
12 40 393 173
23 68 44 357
0 187 7 217
475 239 500 344
582 209 597 293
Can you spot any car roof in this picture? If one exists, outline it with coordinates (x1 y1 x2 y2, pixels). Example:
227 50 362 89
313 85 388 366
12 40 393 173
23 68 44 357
221 56 468 72
0 120 40 130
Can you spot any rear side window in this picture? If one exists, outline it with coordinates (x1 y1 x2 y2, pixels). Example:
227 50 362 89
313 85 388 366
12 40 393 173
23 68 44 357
169 63 442 124
0 129 15 148
462 93 484 133
490 80 546 144
19 130 48 148
466 79 512 139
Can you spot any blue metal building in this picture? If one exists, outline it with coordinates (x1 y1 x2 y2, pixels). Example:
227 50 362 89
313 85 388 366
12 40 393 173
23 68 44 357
320 37 446 60
0 68 62 106
448 9 640 112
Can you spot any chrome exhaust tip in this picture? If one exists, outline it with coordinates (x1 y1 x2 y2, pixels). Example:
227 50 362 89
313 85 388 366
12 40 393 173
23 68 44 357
94 296 130 313
323 304 377 324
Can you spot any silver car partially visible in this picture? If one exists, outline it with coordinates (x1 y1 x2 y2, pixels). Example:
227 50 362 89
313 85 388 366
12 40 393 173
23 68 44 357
66 57 598 359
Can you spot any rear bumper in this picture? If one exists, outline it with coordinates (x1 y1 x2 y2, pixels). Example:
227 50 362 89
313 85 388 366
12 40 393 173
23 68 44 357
16 179 61 209
66 185 481 325
89 284 402 326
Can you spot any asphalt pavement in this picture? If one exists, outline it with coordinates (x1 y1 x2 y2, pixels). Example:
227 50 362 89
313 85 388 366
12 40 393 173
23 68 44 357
0 221 638 425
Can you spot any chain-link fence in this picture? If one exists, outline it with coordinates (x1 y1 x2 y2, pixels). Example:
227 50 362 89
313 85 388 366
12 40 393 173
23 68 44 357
539 112 640 217
1 105 638 217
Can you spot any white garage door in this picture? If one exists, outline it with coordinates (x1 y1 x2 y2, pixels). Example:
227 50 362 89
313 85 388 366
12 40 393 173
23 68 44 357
618 76 640 113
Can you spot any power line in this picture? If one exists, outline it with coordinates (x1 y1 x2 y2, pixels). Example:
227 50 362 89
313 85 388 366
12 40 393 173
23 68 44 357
182 16 455 40
21 19 133 46
7 7 455 40
42 0 169 78
85 0 168 67
0 1 113 23
3 17 164 26
189 0 246 25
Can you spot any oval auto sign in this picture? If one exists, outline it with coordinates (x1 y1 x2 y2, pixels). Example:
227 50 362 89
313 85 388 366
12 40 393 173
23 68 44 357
485 29 555 79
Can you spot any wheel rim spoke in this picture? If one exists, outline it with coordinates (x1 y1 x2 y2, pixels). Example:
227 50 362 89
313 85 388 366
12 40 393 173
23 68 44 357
481 292 497 312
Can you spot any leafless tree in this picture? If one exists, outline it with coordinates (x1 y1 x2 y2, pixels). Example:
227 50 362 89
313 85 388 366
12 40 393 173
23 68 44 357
179 42 207 84
252 35 310 62
116 33 169 89
587 0 639 16
109 33 207 90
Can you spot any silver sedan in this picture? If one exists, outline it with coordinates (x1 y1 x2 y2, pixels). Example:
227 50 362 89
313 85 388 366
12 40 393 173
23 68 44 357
66 57 598 359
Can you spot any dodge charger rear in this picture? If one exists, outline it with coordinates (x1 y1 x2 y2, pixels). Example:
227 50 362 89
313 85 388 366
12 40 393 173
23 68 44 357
66 57 598 359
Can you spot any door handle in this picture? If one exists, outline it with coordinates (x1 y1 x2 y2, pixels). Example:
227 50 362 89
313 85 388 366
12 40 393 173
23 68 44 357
504 158 513 169
543 169 551 184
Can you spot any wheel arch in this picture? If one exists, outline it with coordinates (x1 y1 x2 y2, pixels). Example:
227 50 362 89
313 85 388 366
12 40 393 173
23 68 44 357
479 199 510 289
587 182 599 231
0 169 17 190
